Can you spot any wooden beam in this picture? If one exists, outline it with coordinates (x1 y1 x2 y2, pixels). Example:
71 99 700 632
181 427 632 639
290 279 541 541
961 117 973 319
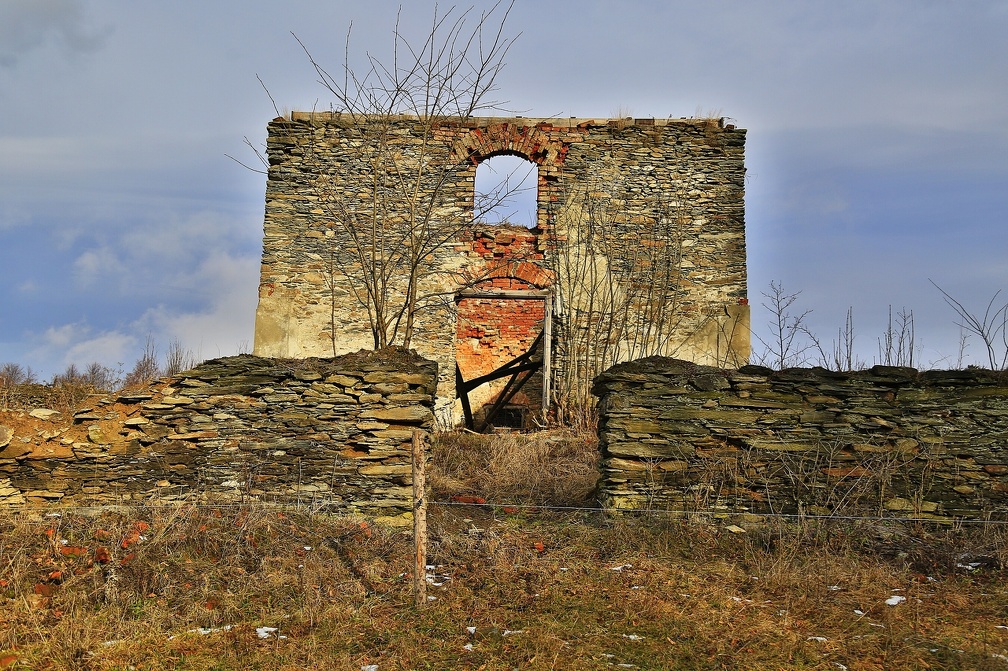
455 289 551 300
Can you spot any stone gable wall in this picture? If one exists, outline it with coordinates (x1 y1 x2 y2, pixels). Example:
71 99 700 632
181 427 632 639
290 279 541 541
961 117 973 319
254 114 749 422
593 359 1008 520
1 350 436 521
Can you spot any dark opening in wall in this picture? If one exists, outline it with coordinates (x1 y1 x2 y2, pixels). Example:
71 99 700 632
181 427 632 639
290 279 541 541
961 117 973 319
489 406 524 430
474 154 538 228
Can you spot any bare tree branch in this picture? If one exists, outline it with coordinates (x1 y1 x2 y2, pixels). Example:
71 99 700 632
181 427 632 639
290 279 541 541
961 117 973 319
295 3 520 349
930 279 1008 369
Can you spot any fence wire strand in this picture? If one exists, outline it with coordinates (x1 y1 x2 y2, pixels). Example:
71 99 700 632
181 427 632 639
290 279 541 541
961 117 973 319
3 497 1008 526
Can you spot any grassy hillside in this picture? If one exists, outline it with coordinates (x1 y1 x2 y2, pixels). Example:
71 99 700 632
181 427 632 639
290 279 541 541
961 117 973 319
2 369 1007 669
1 501 1006 670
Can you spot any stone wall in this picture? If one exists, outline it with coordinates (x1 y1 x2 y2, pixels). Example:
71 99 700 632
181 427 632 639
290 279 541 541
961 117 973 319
0 350 436 521
593 359 1008 520
253 113 749 422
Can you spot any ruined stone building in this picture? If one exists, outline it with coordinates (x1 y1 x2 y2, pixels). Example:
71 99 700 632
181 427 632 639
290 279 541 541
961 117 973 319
253 113 748 425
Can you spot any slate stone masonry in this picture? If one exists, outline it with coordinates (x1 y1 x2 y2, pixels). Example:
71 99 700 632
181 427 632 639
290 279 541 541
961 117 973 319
1 350 437 519
593 358 1008 520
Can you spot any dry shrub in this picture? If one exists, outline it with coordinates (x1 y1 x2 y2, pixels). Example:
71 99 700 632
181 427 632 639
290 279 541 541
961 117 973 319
1 357 127 414
0 363 36 387
430 429 599 506
0 364 117 413
163 338 198 377
122 337 161 389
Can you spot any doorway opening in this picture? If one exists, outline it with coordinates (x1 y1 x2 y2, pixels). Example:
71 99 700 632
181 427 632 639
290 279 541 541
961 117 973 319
454 287 552 432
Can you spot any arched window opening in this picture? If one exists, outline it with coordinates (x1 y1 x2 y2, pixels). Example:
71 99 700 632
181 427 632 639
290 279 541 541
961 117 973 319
474 154 538 228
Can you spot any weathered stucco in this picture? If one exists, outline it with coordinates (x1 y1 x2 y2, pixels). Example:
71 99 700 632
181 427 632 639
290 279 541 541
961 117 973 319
254 113 748 423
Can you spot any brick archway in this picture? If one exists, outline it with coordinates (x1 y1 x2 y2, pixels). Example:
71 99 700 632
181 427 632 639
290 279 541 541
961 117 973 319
450 122 566 169
450 126 561 426
483 260 553 290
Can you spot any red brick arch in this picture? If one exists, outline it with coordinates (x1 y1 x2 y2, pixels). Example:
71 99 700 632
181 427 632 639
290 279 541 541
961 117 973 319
480 260 554 290
451 122 567 168
452 122 567 232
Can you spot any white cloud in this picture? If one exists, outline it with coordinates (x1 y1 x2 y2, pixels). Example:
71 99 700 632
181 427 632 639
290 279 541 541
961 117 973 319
64 330 137 369
118 210 260 268
1 200 261 377
132 251 260 361
25 322 137 375
35 249 258 373
0 0 110 67
73 246 125 286
39 323 83 350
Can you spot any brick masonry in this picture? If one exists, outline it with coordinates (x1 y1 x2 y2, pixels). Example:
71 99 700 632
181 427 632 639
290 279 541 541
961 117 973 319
593 358 1008 520
253 114 749 423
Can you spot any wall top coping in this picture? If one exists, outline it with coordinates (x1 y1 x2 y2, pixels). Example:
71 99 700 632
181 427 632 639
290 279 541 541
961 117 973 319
179 348 438 381
282 111 744 132
592 357 1008 393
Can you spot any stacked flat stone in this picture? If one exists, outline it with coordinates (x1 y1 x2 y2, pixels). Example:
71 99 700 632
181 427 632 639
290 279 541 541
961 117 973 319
593 358 1008 520
0 349 436 519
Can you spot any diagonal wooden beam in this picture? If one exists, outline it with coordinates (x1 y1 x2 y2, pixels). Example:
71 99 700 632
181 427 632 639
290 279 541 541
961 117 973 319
475 365 539 433
457 330 544 394
455 329 545 431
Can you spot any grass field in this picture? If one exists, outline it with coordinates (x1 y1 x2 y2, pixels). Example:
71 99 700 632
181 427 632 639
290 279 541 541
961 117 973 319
2 498 1007 670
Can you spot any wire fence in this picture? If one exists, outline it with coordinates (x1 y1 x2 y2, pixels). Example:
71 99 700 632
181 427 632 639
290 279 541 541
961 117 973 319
3 496 1008 527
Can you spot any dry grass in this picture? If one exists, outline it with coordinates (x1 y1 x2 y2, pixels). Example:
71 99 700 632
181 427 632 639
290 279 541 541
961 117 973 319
1 505 1006 670
0 380 103 416
430 429 600 506
3 424 1008 669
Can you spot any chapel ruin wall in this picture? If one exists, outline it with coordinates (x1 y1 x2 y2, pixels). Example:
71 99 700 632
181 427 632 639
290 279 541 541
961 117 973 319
253 113 749 424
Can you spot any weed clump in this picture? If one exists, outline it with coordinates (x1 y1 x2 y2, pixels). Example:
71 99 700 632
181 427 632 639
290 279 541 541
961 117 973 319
430 429 599 506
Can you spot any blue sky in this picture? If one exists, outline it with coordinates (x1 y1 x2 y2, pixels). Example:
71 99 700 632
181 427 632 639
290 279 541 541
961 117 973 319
2 0 1007 377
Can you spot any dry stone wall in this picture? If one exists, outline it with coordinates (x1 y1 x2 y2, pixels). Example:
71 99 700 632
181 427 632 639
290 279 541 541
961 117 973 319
593 359 1008 521
0 350 436 520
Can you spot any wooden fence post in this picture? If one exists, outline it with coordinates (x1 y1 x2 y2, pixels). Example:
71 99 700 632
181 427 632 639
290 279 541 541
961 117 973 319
411 429 427 608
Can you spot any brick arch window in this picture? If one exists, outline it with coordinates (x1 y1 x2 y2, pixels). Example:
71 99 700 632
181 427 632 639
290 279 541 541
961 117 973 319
474 153 538 228
451 122 568 232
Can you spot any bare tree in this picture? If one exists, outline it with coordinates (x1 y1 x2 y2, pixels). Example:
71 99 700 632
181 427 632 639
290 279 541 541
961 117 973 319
754 281 817 369
0 363 36 387
822 306 865 372
164 339 198 377
878 305 915 368
295 2 520 349
931 280 1008 370
548 174 691 416
123 336 160 389
82 361 121 391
